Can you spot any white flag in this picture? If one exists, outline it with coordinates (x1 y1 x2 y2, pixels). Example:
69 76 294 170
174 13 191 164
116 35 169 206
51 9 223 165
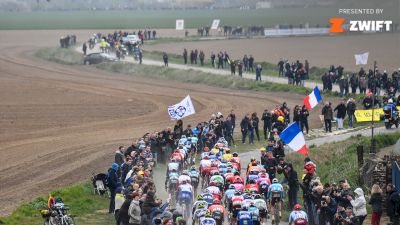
211 19 220 30
168 95 195 120
354 52 369 65
176 19 184 30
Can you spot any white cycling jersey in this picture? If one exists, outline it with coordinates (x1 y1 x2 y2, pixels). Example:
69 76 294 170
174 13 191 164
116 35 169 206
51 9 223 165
179 183 193 193
179 175 192 184
200 159 212 168
168 162 180 172
206 186 220 195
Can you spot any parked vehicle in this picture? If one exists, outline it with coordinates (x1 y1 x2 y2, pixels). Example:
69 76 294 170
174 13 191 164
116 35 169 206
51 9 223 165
122 35 140 46
83 53 118 65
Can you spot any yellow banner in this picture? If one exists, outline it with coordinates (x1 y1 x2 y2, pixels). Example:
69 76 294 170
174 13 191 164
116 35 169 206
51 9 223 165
355 106 400 122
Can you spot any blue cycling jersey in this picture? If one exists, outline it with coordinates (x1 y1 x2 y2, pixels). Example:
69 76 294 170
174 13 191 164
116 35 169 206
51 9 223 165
237 211 253 225
200 217 217 225
202 193 214 205
267 183 284 199
248 206 259 220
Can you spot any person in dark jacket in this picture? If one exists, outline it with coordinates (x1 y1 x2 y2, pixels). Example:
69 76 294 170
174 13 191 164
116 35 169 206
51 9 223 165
115 146 125 166
251 112 260 142
363 93 373 109
162 52 168 67
283 163 299 210
386 184 400 225
141 191 162 224
334 101 347 130
223 116 233 146
261 109 272 140
255 64 262 81
108 163 121 213
183 48 188 64
346 99 356 128
293 105 301 128
320 195 337 225
369 184 383 225
322 102 333 132
240 114 251 144
300 105 310 134
116 192 133 225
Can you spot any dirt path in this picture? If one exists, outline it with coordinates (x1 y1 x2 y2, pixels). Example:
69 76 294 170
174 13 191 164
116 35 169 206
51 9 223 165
0 30 308 216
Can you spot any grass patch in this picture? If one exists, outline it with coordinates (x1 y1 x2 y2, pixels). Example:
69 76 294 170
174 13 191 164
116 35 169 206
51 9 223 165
0 182 113 225
35 47 84 65
285 132 400 189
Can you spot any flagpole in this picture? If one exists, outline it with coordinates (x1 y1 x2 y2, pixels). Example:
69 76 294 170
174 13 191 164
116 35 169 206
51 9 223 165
370 60 377 154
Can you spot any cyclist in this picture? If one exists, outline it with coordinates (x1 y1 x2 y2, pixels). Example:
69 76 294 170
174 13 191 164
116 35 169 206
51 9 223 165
247 170 260 184
210 171 225 192
178 170 192 186
248 201 260 225
245 179 260 194
224 184 236 206
201 147 211 159
176 180 193 217
237 205 253 225
193 202 208 225
288 204 308 225
208 199 225 225
222 148 233 160
256 171 270 199
165 168 180 192
267 178 284 223
189 166 200 194
200 155 212 187
218 158 228 175
252 194 267 224
206 181 222 200
201 189 214 206
231 191 244 223
224 168 235 190
193 195 209 215
200 211 217 225
167 158 180 177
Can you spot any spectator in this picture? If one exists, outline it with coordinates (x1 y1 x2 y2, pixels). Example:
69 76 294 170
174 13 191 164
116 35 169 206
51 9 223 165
346 99 356 128
162 52 168 67
108 163 121 213
82 42 87 55
350 74 358 94
293 105 301 128
243 55 249 72
116 192 133 225
278 59 284 76
240 113 251 144
300 105 309 134
210 52 216 68
255 64 262 81
223 116 233 146
386 184 400 225
283 163 299 210
261 109 272 140
183 49 187 64
248 55 254 72
142 191 162 224
230 60 236 75
322 102 333 132
128 192 142 225
115 146 125 166
334 101 346 130
199 50 205 66
347 188 367 224
238 61 243 77
369 184 383 225
251 112 260 142
363 92 373 109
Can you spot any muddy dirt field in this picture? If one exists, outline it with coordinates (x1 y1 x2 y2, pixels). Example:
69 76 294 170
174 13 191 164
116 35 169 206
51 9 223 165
145 33 400 72
0 30 321 215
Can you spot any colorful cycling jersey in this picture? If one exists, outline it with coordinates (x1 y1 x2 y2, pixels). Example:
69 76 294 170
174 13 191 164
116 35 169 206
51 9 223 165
224 189 235 201
178 175 191 184
168 162 180 172
189 170 200 178
179 184 193 193
248 206 260 220
210 175 224 184
169 172 179 181
288 211 308 224
232 183 244 192
231 196 244 208
193 208 208 220
242 199 253 208
206 186 220 195
200 217 217 225
237 211 252 225
256 177 271 187
253 199 267 210
200 159 212 168
247 174 259 182
267 183 284 199
193 200 209 212
201 193 214 205
201 152 210 159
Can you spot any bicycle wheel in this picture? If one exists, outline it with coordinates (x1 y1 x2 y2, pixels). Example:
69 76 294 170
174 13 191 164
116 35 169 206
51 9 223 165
66 216 75 225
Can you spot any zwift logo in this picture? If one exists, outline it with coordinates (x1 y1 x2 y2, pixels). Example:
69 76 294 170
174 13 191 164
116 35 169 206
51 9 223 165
329 18 393 33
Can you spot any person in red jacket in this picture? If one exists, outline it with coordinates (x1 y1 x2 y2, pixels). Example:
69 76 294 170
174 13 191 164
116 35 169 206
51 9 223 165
208 199 225 225
245 179 260 194
304 157 316 176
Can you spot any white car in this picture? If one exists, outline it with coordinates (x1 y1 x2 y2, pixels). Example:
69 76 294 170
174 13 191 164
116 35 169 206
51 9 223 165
122 35 140 45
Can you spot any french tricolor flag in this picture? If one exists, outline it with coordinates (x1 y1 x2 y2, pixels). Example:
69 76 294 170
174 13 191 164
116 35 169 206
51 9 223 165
279 122 308 156
304 86 322 110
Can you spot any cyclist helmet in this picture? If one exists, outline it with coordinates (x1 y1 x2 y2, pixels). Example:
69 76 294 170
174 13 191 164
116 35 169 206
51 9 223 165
251 157 256 161
294 204 302 210
198 203 206 209
213 199 221 205
272 178 279 184
233 152 238 157
388 99 393 104
248 179 256 184
197 195 204 201
205 212 212 218
190 166 196 171
182 180 187 185
209 181 216 186
225 148 231 153
234 171 240 176
228 184 235 189
182 170 189 175
171 158 176 162
250 202 255 207
254 194 262 199
244 189 250 194
234 190 242 196
204 155 209 160
213 171 220 176
241 205 248 211
221 158 227 163
204 147 210 152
